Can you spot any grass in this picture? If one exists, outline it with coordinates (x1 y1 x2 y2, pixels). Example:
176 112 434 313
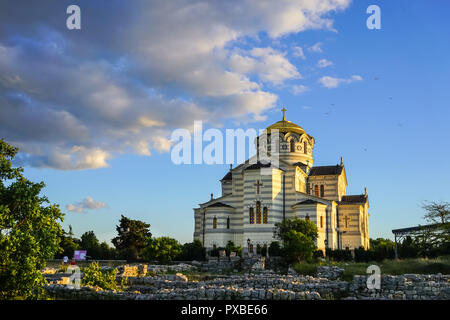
293 255 450 281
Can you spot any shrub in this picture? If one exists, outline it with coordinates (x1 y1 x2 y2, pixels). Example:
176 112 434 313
177 240 206 261
313 250 324 259
268 241 282 257
293 262 318 276
225 241 242 257
82 262 121 291
282 230 316 264
142 237 182 263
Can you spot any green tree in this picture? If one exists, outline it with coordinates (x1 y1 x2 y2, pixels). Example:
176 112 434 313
274 218 318 264
143 237 182 263
80 231 101 259
177 240 206 261
0 140 64 299
225 240 242 257
282 230 316 264
99 241 117 260
56 225 79 259
274 217 318 242
112 215 151 261
269 241 282 256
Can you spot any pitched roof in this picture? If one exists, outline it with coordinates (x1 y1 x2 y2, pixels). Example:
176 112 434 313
293 162 308 173
244 161 283 171
221 171 232 181
293 199 321 206
340 195 368 204
205 202 235 208
309 165 343 176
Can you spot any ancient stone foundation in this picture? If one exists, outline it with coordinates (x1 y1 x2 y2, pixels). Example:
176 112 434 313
44 271 450 300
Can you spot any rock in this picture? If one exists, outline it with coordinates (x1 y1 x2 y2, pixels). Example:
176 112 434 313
316 266 344 280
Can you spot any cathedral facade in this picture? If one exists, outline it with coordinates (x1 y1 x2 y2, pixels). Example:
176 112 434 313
193 110 370 253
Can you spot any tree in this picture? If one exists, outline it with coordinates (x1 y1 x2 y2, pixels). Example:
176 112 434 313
0 140 64 299
99 242 117 260
177 240 206 261
225 240 242 257
422 201 450 224
80 231 101 259
268 241 282 256
274 217 318 242
56 225 79 259
112 215 151 261
274 218 318 264
143 237 182 263
282 230 316 264
419 201 450 256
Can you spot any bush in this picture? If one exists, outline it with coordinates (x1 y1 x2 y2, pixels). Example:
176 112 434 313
209 247 225 257
268 241 282 257
282 230 316 264
313 250 324 259
225 241 242 257
82 262 121 291
177 240 206 261
293 262 318 276
326 248 352 262
143 237 182 263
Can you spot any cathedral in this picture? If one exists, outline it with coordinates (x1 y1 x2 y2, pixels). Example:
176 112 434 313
193 109 370 254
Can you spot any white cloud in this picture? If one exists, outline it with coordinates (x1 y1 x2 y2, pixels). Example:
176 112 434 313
229 47 301 85
291 84 309 95
0 0 352 169
292 46 306 59
66 196 107 213
317 59 333 68
318 75 363 88
308 42 323 53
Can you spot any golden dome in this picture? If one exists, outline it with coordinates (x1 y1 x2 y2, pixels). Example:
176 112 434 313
264 108 306 135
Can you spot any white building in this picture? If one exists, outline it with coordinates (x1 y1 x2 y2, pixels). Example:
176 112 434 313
193 109 370 253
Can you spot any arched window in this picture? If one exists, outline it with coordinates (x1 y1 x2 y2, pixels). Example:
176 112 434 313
290 139 295 152
249 207 254 224
320 216 323 228
213 216 217 229
263 207 268 224
227 217 230 229
315 185 319 197
320 185 325 197
304 141 307 154
256 201 261 224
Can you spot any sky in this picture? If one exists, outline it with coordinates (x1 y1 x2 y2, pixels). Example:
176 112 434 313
0 0 449 245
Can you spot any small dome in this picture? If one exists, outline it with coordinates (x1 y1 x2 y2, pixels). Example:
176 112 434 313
265 119 306 135
264 108 307 136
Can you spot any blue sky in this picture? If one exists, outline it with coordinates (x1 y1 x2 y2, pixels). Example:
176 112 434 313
1 1 449 245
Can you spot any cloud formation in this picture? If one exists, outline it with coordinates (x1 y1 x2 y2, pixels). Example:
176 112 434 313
0 0 351 169
317 59 333 68
308 42 323 53
66 196 107 213
318 75 363 88
291 84 310 95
